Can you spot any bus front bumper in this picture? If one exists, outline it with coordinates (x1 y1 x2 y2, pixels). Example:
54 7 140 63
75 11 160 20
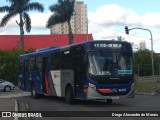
86 86 135 100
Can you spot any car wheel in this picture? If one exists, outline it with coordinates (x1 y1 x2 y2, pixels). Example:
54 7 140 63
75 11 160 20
65 86 75 104
4 86 11 92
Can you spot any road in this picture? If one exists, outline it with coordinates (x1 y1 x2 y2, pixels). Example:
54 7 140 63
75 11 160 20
0 87 160 120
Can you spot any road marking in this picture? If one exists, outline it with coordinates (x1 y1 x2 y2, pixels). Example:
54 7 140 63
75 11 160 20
0 92 30 98
14 100 18 120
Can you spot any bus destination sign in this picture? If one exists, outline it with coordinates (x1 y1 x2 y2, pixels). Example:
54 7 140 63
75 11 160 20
94 43 122 49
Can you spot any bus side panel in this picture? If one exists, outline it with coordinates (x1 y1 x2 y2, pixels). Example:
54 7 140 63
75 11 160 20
31 71 43 94
47 71 57 96
61 70 74 98
18 71 25 90
23 71 32 92
42 70 57 96
50 70 61 97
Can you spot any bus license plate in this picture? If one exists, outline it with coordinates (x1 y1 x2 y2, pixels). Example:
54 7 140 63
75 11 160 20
111 96 119 99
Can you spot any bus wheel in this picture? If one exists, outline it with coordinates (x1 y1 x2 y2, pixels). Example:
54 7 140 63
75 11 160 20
65 86 74 104
31 84 39 99
106 99 113 104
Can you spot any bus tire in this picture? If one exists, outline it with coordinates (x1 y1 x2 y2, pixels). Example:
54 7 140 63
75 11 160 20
65 86 74 104
106 99 113 104
31 84 39 99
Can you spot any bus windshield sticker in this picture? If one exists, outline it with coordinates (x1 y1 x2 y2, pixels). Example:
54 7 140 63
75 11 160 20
96 71 111 76
118 70 132 74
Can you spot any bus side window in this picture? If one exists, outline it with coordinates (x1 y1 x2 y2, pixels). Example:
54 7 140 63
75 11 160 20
75 46 85 66
36 56 43 71
61 50 71 69
24 60 29 71
51 52 60 70
19 59 24 71
29 57 36 71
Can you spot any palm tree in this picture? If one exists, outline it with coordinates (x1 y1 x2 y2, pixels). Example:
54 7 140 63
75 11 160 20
46 0 75 45
117 36 125 41
0 0 44 50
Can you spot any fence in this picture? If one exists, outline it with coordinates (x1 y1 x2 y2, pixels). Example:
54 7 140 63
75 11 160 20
134 64 160 76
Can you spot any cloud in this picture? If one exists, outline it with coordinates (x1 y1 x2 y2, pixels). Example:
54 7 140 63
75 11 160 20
0 13 18 28
89 4 126 26
88 21 118 40
29 12 52 29
141 13 160 27
125 10 141 26
88 4 160 53
0 12 52 34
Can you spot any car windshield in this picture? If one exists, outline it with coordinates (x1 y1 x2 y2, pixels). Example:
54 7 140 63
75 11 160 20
88 50 133 77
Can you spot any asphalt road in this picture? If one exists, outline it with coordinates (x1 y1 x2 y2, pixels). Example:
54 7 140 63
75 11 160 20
18 95 160 120
0 87 160 120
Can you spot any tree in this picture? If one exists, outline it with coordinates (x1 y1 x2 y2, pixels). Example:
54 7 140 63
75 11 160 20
46 0 75 44
117 36 125 41
0 0 44 50
134 49 159 76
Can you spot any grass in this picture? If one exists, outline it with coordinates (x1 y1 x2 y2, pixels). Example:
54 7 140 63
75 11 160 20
135 81 160 93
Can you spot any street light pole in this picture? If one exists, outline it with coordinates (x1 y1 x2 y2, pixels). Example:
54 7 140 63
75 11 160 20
125 27 154 76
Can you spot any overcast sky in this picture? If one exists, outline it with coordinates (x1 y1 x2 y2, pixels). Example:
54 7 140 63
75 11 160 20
0 0 160 52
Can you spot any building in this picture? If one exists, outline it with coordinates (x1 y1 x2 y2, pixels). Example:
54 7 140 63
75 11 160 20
50 1 88 34
139 40 146 50
0 34 93 51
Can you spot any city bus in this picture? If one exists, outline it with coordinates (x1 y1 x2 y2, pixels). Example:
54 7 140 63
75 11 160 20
18 40 135 104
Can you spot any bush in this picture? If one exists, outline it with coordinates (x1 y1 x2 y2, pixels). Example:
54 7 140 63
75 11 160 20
0 50 32 85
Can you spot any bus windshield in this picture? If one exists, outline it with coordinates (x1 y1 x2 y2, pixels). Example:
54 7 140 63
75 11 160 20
88 50 133 77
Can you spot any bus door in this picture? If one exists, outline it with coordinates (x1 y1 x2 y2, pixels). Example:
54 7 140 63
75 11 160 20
72 46 85 94
42 57 50 94
23 60 28 91
19 59 25 90
19 59 29 91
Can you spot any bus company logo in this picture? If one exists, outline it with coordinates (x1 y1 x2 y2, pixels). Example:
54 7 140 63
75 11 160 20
118 88 126 92
54 74 60 79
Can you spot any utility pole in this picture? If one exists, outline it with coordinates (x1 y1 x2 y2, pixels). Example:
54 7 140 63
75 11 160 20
87 19 88 41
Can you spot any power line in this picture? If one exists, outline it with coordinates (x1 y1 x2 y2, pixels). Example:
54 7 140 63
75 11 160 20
88 20 150 40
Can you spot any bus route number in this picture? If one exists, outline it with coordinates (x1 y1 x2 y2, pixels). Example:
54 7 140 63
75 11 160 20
94 43 122 48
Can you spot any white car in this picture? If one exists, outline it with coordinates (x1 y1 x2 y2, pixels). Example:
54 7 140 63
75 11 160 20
0 79 15 92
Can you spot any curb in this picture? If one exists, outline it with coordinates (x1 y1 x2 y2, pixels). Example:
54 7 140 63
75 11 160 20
135 91 160 96
14 100 30 120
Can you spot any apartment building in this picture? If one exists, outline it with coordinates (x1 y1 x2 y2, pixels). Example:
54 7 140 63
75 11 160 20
139 40 146 50
50 1 88 34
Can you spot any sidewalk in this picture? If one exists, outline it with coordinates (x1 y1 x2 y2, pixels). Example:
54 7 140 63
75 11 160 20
0 87 30 120
0 98 15 120
0 98 15 111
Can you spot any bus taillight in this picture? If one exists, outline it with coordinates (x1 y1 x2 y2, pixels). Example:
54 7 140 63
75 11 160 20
98 89 111 93
84 88 87 93
84 85 87 93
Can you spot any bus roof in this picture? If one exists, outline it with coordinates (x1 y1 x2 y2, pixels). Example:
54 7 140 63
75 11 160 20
19 40 131 58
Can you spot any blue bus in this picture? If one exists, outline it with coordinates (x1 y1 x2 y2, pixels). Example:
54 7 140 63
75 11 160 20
18 40 135 104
